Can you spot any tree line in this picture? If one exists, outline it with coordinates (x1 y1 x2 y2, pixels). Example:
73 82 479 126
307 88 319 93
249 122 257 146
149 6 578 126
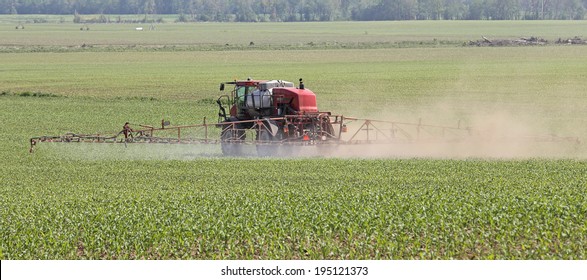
1 0 585 21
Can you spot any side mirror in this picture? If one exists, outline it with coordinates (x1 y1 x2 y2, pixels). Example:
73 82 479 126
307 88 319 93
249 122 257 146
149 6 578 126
219 83 225 91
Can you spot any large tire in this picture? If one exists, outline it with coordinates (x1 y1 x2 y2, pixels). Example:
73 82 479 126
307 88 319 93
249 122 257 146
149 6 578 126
318 115 336 140
221 125 245 157
256 129 279 157
256 126 296 157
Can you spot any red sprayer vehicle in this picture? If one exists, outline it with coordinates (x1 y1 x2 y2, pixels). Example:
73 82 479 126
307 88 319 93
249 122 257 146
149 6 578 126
29 78 579 156
215 78 339 156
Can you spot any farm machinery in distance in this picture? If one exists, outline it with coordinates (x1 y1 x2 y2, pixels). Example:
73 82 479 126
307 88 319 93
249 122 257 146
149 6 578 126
215 78 339 156
29 78 580 157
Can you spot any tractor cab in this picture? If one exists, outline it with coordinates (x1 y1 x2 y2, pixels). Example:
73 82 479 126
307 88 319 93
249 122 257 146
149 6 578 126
217 78 295 121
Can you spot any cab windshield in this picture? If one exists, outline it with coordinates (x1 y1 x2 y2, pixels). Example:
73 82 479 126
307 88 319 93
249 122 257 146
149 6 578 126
235 86 256 107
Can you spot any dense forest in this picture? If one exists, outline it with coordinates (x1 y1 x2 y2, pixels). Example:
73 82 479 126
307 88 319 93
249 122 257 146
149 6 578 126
1 0 585 20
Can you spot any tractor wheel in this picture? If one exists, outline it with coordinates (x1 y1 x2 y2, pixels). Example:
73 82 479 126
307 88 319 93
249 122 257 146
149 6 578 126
318 115 336 139
256 129 294 157
221 126 245 157
256 129 278 157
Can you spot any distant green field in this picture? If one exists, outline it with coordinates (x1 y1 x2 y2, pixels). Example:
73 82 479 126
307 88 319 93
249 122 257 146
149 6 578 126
1 19 586 50
2 47 586 136
1 20 587 259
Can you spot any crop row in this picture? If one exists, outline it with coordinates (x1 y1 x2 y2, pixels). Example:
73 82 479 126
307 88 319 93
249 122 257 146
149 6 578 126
1 158 586 259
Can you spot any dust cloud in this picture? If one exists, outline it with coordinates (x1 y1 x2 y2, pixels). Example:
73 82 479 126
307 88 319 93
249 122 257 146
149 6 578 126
322 101 585 159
